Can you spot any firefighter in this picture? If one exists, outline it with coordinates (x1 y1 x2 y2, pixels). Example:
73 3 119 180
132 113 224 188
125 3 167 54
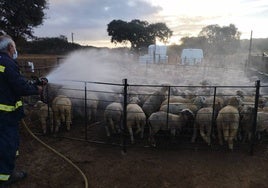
0 34 44 186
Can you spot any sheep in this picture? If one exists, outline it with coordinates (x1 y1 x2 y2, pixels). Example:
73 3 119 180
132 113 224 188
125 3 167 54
148 109 194 147
67 91 99 123
104 101 123 137
142 86 169 118
127 97 146 144
191 96 224 145
256 111 268 140
203 96 224 110
240 106 268 142
160 96 191 107
191 107 214 145
34 100 53 135
160 102 198 116
51 95 72 133
216 96 241 150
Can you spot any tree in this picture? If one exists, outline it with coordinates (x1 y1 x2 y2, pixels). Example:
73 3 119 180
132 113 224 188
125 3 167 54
21 36 84 54
198 24 241 54
0 0 47 43
107 19 172 51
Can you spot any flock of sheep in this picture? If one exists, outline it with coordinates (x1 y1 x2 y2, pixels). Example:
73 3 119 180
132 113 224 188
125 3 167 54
26 80 268 151
29 95 72 135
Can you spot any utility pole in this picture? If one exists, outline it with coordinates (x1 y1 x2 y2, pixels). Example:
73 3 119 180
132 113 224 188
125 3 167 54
71 32 74 44
247 30 253 67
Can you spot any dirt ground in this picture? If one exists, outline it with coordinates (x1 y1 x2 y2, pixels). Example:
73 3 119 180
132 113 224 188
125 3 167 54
7 117 268 188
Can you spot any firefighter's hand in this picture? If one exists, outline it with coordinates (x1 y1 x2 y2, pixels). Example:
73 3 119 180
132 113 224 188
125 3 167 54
40 77 48 85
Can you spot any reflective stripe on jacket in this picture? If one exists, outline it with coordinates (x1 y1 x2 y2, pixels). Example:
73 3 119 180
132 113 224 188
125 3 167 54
0 65 5 72
0 100 22 112
0 174 10 181
0 53 39 118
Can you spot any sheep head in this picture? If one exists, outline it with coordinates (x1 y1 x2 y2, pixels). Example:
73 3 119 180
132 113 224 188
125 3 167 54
34 100 46 109
181 109 195 121
129 96 140 104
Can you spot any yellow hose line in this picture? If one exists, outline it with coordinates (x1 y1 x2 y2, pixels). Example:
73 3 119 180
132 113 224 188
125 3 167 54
21 119 89 188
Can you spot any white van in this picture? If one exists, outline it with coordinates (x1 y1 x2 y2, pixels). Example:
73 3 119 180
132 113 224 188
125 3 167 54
139 44 168 64
181 48 204 65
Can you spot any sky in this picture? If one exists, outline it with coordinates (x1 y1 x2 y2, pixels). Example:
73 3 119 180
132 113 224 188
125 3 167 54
33 0 268 48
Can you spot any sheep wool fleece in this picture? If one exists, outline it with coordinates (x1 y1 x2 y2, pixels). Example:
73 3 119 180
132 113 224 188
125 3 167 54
0 52 39 182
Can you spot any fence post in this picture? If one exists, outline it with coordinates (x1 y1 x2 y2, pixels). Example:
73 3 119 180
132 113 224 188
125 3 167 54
166 86 171 129
122 78 128 154
211 86 217 140
84 82 88 140
250 80 260 155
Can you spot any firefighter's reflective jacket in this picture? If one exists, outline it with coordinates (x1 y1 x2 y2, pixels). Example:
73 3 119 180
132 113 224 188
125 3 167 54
0 52 39 119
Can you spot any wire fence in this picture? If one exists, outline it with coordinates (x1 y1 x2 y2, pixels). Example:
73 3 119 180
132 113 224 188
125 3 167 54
23 77 268 155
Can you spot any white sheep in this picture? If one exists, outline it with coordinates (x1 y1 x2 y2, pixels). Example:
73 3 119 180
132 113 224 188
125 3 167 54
127 97 146 144
191 96 224 145
216 96 241 150
104 102 123 137
148 109 194 147
52 95 72 133
191 107 214 145
34 100 53 135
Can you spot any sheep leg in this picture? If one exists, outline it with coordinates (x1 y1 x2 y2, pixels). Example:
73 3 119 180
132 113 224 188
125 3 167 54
170 128 176 137
127 125 135 144
191 122 198 143
205 123 212 145
40 117 47 134
200 124 211 145
87 108 92 123
200 124 209 145
148 123 156 147
46 113 53 134
140 123 145 139
228 125 238 150
54 109 61 133
92 108 97 122
135 122 141 135
222 124 229 142
247 132 252 142
217 123 223 145
105 122 111 137
148 134 156 147
55 119 61 133
109 118 116 134
105 125 111 137
66 109 72 131
66 121 71 131
116 121 122 134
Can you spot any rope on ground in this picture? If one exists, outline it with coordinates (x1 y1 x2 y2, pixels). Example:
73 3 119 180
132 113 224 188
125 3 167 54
21 119 89 188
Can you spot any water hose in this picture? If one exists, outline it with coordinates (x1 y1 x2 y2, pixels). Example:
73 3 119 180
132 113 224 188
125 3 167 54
21 119 89 188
